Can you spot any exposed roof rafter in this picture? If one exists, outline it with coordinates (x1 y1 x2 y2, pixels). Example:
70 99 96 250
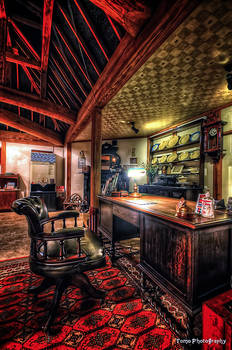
66 0 200 142
22 66 40 94
0 86 76 125
53 43 87 98
9 19 40 60
41 0 54 98
49 70 77 108
6 51 41 70
0 108 63 146
58 3 100 76
0 130 54 145
51 57 83 105
72 0 109 61
106 15 121 41
88 0 151 37
54 25 93 88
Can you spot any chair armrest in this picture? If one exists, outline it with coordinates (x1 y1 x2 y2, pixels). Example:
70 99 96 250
34 227 85 241
41 211 79 226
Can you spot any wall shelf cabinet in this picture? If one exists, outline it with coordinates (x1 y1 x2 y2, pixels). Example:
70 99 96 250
145 120 205 200
0 174 20 210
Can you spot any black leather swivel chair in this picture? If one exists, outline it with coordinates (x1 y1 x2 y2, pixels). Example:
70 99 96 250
12 196 106 332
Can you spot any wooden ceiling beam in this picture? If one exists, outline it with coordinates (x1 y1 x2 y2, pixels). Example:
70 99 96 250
9 19 40 61
88 0 151 37
15 0 41 17
48 80 71 108
0 0 7 85
53 43 87 98
0 0 6 19
49 71 75 109
6 51 41 70
21 66 40 94
0 130 54 145
54 25 93 88
41 0 54 98
106 15 121 41
11 15 42 30
50 57 83 105
0 109 63 146
65 0 200 142
72 0 109 61
0 86 76 125
58 3 100 76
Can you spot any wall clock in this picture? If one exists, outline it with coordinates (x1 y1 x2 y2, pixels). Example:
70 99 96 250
208 127 217 137
203 112 225 160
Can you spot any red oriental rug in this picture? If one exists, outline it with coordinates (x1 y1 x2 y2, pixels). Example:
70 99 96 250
0 257 183 350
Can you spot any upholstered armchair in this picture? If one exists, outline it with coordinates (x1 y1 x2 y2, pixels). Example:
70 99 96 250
11 196 106 332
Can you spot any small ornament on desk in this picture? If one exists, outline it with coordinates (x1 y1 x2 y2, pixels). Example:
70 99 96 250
176 197 186 217
176 197 192 218
120 190 128 197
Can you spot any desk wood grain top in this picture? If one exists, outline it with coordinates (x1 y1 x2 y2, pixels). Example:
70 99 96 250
98 195 232 229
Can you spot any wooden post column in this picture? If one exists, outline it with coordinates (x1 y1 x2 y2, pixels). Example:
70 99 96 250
1 140 6 174
90 108 102 233
66 142 71 199
213 158 222 200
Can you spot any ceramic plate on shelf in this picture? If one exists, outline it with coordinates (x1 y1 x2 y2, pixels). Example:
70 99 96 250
179 134 190 145
167 152 177 162
178 151 189 161
190 150 200 159
168 135 179 148
189 167 199 173
190 131 200 142
152 157 158 164
151 143 160 152
159 140 168 150
159 155 167 163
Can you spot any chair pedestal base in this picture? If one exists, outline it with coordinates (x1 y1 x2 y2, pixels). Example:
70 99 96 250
29 273 105 332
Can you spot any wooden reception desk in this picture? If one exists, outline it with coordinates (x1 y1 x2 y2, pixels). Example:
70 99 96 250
98 195 232 333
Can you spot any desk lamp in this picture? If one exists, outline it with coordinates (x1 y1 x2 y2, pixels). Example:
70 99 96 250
128 167 145 198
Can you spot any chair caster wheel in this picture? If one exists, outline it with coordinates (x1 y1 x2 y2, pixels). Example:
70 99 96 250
95 289 106 299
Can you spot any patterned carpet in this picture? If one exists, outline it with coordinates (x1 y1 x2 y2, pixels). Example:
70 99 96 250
0 257 183 349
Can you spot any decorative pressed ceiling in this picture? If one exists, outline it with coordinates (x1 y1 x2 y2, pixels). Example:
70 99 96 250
0 0 232 144
93 0 232 140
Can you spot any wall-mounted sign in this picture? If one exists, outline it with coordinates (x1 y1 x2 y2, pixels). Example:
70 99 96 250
78 151 86 169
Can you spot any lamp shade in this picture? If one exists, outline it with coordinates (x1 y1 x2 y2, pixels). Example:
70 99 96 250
128 167 146 178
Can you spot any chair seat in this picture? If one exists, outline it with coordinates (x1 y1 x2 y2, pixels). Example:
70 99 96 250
11 196 106 332
33 229 105 278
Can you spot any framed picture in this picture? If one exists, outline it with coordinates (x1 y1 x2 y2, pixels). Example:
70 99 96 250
171 165 184 174
7 182 16 189
130 157 137 165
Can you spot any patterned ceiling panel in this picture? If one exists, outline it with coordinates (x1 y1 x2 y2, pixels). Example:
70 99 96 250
86 0 232 140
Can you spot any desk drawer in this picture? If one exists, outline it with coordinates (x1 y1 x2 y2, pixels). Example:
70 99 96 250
113 205 139 227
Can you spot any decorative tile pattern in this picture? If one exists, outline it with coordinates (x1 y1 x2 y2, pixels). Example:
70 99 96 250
76 0 232 140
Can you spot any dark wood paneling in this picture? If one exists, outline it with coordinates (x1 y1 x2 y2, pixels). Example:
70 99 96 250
113 204 139 227
197 227 230 297
99 201 113 235
142 214 188 294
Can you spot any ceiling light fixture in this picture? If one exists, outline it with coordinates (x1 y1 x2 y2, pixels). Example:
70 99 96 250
224 62 232 90
130 121 139 134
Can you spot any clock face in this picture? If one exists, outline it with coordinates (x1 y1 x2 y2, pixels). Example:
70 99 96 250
209 127 217 137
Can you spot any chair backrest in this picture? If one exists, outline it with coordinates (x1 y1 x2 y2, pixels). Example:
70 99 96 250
12 196 49 237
